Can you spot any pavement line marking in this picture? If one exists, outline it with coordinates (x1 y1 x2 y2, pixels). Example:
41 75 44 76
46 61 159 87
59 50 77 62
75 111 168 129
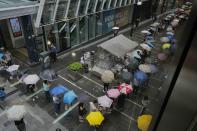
53 102 79 124
74 71 143 108
28 110 45 125
25 88 43 101
10 81 20 87
58 75 136 121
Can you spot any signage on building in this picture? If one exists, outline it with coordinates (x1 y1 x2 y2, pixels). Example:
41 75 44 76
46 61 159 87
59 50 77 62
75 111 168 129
9 17 22 37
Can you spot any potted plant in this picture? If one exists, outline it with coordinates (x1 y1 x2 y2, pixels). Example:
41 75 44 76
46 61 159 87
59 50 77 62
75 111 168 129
67 62 83 81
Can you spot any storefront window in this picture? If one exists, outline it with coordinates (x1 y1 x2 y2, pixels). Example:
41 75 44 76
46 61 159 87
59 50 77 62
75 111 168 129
121 0 126 6
68 0 79 18
88 15 95 39
41 0 56 25
57 22 70 51
116 0 122 7
103 0 110 10
110 0 116 8
55 0 68 21
79 0 88 16
88 0 96 14
79 17 86 42
96 13 102 36
96 0 103 12
69 19 78 46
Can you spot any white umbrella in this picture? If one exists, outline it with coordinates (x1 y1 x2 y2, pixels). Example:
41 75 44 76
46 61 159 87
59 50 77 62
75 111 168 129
112 26 119 30
167 26 173 32
140 44 151 51
141 30 151 35
6 105 27 121
23 74 40 85
131 50 142 59
6 65 19 73
101 70 114 83
171 21 178 27
97 95 113 108
160 37 170 43
150 22 160 27
173 19 179 23
139 64 152 73
179 15 185 19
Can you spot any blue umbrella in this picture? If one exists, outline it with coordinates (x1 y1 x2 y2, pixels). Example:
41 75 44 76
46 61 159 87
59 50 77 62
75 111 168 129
147 41 154 48
167 35 174 41
50 85 68 96
145 36 154 41
134 71 148 82
0 53 4 61
63 90 77 104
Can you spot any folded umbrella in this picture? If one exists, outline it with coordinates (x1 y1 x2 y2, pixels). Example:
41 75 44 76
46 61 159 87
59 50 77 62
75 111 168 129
63 90 77 104
101 70 114 83
118 83 133 95
162 43 171 50
97 95 113 108
139 64 152 73
23 74 40 85
6 65 19 73
50 85 68 96
86 111 104 126
121 71 132 83
39 69 58 81
134 71 148 83
140 44 151 51
6 105 27 121
107 89 120 99
157 53 168 61
160 37 170 43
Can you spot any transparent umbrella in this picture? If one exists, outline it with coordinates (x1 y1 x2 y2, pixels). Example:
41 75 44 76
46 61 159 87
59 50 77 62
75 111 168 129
6 105 27 121
39 69 58 82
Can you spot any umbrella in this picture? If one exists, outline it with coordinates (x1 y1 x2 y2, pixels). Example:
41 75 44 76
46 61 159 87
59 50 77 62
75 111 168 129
101 70 114 83
107 89 120 99
139 64 152 73
149 64 158 73
131 50 142 59
121 71 132 82
166 32 174 36
137 115 152 131
86 111 104 126
173 19 179 23
179 15 185 19
112 26 119 30
78 92 90 102
50 85 68 96
23 74 40 85
140 44 151 51
134 71 148 82
63 90 77 104
145 57 154 64
97 95 113 108
141 30 151 35
6 65 19 73
145 35 154 41
146 41 154 48
160 37 169 43
157 53 168 61
171 21 178 27
39 69 58 81
150 22 160 27
118 83 133 95
167 26 173 32
6 105 27 121
162 43 171 49
0 90 6 98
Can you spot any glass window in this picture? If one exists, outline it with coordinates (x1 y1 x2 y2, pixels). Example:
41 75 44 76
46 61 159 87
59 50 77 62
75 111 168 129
104 0 110 10
96 0 103 12
79 0 88 16
41 0 56 25
121 0 126 6
57 22 70 51
88 0 96 14
55 0 68 21
88 15 95 39
116 0 121 7
69 19 78 46
96 13 102 36
79 17 86 42
68 0 79 18
110 0 116 8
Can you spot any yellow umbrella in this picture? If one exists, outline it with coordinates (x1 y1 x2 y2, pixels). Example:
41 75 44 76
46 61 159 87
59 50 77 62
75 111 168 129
137 115 152 131
162 43 171 49
86 111 104 126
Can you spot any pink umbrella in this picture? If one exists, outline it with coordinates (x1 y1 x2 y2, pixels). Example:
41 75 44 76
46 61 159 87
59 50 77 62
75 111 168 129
118 83 133 95
107 89 120 99
157 53 168 61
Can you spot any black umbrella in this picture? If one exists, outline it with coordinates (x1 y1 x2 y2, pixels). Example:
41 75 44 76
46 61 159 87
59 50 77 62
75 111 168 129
121 72 132 83
39 69 58 81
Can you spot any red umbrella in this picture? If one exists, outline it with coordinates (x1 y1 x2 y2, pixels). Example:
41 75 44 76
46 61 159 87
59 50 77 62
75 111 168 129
118 83 133 95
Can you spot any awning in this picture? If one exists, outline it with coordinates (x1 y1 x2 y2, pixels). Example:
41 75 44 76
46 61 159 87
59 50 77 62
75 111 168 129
98 34 139 58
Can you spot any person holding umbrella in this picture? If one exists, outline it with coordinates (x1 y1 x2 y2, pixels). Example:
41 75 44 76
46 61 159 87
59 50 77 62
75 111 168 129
78 102 87 122
14 118 26 131
101 70 114 92
53 95 61 116
43 80 51 102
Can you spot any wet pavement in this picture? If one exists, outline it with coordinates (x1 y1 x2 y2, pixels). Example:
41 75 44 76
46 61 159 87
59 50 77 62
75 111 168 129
0 11 187 131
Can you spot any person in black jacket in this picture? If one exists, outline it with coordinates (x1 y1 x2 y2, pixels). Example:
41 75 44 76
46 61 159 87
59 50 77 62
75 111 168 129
78 102 87 122
14 118 26 131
